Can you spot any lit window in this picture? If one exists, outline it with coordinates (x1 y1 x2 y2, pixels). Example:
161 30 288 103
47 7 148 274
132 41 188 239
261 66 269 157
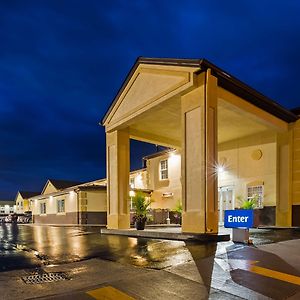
247 185 264 208
160 159 168 180
130 177 135 188
40 202 46 214
57 199 65 213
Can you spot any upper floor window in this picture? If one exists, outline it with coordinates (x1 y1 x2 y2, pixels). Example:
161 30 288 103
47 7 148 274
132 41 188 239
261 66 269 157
130 177 135 189
57 199 65 213
159 159 168 180
247 185 264 208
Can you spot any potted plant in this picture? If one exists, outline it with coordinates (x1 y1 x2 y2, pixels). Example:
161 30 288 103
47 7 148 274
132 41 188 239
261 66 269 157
172 200 182 225
236 194 260 227
132 191 153 230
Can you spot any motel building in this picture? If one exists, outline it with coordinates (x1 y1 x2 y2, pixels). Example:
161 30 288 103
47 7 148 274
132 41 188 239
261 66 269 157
29 179 107 225
0 200 16 216
102 57 300 234
15 191 39 214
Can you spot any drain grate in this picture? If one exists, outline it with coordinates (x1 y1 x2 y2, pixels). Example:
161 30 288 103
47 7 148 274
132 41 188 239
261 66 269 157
22 271 69 284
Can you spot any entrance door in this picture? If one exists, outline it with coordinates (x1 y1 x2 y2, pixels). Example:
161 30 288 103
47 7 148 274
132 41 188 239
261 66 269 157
218 186 234 225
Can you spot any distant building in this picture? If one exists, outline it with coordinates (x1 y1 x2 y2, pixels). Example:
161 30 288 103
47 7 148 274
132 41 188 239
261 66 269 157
0 200 16 215
15 191 39 214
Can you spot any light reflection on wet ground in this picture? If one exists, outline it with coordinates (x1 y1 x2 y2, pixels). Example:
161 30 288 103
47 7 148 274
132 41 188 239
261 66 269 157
0 224 195 272
1 224 300 273
249 228 300 245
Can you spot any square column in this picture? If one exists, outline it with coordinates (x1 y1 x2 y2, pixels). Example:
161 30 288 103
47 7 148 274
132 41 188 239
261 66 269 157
276 131 292 226
181 70 218 234
106 128 130 229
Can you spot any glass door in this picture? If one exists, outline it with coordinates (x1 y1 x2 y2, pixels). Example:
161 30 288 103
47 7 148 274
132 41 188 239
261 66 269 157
218 186 234 225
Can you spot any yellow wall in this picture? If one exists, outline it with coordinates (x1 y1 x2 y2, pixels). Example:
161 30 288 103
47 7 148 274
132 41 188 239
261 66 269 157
218 132 277 207
15 193 30 213
292 119 300 205
43 181 58 195
129 170 148 189
79 190 107 212
32 189 107 217
147 152 181 210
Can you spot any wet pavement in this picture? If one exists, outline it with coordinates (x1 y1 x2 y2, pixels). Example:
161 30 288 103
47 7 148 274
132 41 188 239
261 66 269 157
1 224 300 299
0 224 195 271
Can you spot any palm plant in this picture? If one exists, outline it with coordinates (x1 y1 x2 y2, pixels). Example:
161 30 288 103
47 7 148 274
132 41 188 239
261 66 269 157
132 191 153 229
237 194 258 209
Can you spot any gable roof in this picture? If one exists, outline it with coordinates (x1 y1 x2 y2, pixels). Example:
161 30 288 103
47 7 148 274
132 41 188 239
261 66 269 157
18 191 40 199
49 179 84 190
101 57 298 125
41 179 84 194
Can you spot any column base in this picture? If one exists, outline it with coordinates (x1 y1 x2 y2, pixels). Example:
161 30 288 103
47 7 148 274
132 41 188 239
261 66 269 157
182 211 205 234
107 214 130 229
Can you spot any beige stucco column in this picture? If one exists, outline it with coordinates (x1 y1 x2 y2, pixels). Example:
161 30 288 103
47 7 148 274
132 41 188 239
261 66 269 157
106 128 130 229
181 70 218 234
276 130 293 226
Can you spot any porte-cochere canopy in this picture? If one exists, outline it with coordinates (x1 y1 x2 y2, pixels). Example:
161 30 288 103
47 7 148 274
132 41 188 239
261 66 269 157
102 57 297 234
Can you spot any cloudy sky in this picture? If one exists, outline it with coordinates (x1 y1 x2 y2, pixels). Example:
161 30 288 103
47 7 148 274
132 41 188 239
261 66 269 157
1 1 300 198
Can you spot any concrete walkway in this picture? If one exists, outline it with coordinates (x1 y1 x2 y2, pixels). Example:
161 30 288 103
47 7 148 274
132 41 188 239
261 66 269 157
100 226 230 242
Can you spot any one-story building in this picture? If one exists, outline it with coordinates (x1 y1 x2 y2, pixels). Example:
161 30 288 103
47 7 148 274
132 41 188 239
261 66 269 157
101 57 300 234
0 200 16 215
30 179 107 225
15 191 39 214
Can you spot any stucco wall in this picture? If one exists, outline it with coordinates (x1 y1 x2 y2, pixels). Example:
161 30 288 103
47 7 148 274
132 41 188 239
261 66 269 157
146 152 181 210
218 132 277 208
16 194 29 213
43 182 58 195
32 189 107 225
292 119 300 205
79 190 107 212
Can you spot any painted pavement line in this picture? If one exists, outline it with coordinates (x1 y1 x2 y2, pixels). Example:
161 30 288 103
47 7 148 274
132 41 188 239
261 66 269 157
216 258 300 286
249 265 300 286
86 286 135 300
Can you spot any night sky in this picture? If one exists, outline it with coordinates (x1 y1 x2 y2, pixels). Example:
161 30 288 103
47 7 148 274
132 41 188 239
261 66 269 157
1 1 300 199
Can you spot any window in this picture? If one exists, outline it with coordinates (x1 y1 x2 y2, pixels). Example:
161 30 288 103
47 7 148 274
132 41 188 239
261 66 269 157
247 185 264 208
0 206 5 214
130 177 135 189
40 202 46 214
159 159 168 180
57 199 65 213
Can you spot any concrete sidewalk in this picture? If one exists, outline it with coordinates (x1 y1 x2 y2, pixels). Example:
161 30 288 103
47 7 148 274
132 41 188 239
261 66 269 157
100 226 230 242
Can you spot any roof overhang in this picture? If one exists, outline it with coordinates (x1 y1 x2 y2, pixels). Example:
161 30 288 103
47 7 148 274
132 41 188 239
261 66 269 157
101 57 298 125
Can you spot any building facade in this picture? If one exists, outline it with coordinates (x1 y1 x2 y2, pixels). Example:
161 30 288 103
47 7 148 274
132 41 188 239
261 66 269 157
0 200 16 215
102 57 300 233
15 191 39 214
30 179 107 225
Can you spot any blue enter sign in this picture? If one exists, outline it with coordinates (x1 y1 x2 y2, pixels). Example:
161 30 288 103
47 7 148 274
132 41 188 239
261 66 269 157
224 209 254 228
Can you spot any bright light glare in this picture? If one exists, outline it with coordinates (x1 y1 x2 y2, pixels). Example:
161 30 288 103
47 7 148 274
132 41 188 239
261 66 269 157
129 191 135 197
217 166 225 174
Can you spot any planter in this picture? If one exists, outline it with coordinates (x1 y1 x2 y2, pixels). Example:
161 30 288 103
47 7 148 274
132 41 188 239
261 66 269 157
253 209 261 227
135 218 146 230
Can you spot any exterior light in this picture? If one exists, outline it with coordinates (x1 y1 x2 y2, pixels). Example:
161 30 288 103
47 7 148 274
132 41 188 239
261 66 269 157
129 191 135 197
217 166 225 174
169 151 180 165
